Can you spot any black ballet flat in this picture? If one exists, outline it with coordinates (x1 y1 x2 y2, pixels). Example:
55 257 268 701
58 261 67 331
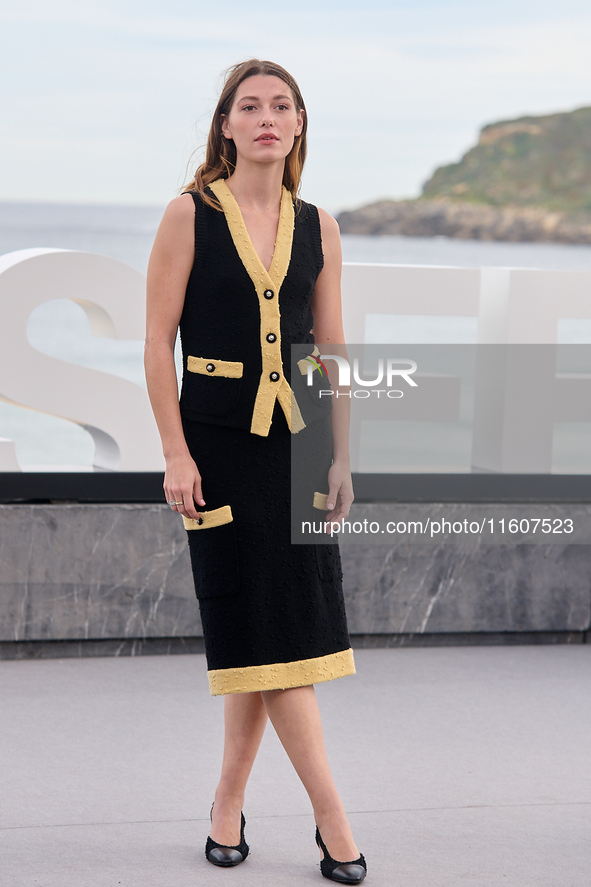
315 827 367 883
205 809 249 867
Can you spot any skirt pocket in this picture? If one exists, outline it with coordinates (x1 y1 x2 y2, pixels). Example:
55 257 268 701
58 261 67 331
185 507 240 600
315 543 344 584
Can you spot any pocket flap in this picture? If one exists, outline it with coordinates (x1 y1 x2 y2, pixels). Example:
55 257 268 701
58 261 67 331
182 504 233 530
313 491 329 510
297 345 321 376
187 356 243 378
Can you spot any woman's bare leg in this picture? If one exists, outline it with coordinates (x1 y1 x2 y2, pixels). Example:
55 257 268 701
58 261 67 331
262 685 359 862
210 691 268 845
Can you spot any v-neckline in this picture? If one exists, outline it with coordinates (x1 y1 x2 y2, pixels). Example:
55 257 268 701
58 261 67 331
208 178 295 293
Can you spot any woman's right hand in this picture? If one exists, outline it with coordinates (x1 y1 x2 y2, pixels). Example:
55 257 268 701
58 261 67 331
164 451 205 520
145 194 203 521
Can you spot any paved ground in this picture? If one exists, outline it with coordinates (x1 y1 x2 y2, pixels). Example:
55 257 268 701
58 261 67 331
1 644 590 887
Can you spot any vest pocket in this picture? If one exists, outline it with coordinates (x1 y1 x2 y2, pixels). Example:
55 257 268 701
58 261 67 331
183 355 243 416
185 510 240 600
293 349 333 416
187 356 243 378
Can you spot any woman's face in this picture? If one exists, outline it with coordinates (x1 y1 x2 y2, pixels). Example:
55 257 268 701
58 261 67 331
221 74 304 167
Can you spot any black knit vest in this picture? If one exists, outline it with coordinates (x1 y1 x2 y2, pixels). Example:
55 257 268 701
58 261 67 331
179 188 330 433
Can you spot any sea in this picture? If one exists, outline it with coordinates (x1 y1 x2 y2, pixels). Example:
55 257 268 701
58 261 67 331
3 200 591 471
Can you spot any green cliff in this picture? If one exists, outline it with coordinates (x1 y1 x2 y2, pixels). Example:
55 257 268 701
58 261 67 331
337 106 591 242
422 106 591 212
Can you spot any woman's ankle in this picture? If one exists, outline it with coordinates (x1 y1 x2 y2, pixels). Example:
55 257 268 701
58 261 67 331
314 810 359 861
213 787 245 811
210 793 244 845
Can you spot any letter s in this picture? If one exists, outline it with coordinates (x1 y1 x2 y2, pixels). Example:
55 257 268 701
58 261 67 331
0 248 164 471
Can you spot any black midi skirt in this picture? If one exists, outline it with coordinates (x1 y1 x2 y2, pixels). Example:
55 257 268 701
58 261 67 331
182 405 355 695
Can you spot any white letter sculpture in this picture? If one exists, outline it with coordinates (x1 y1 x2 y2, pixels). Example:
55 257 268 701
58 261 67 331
0 249 163 472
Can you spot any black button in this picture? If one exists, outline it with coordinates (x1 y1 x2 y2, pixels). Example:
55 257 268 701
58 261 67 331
266 333 277 343
206 363 215 372
197 517 203 525
270 372 280 382
263 289 274 299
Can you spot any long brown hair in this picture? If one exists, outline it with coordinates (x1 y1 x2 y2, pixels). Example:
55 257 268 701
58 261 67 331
183 59 308 209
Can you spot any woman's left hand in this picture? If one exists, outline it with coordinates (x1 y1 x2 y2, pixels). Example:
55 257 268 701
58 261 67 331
325 461 354 526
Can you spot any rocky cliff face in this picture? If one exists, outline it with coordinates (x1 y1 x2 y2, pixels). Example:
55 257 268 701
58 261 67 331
337 198 591 243
337 106 591 242
422 106 591 212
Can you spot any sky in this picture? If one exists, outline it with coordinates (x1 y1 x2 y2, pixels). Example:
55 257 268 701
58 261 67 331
2 0 591 213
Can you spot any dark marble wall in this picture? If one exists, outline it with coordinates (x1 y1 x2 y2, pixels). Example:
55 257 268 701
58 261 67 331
0 504 589 644
341 542 590 634
0 504 199 643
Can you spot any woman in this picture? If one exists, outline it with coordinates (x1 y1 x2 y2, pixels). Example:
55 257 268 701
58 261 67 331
145 59 366 884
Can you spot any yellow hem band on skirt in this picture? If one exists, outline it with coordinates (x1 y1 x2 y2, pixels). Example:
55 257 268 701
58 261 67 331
207 647 356 696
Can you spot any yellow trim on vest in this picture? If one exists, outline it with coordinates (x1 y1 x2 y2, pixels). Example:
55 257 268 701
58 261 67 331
182 504 233 531
313 492 329 510
208 179 304 437
297 345 321 375
207 647 355 696
187 355 243 378
277 381 305 434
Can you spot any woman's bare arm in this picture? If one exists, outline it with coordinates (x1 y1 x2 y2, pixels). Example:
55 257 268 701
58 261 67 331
144 193 204 518
310 208 354 524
